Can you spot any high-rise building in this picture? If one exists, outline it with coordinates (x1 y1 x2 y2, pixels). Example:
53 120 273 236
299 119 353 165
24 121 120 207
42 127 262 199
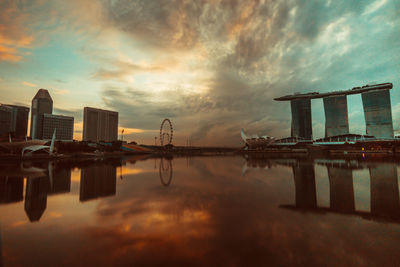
290 99 312 140
323 95 349 137
83 107 118 142
0 105 12 138
362 89 394 138
42 114 74 140
3 105 30 139
30 89 53 139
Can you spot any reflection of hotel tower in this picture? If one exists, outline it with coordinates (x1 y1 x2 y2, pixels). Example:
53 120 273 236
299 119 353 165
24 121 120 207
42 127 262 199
79 164 116 202
24 168 71 222
25 176 48 222
285 162 400 221
292 163 316 209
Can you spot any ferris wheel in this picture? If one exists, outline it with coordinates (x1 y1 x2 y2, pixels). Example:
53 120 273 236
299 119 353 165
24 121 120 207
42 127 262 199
160 118 173 146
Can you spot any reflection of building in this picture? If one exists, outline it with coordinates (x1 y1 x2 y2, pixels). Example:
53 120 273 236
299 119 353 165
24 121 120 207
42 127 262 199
30 89 53 139
281 160 400 223
327 167 354 213
42 114 74 140
292 163 316 209
80 164 116 201
0 176 23 204
24 177 48 222
369 164 399 217
83 107 118 142
48 168 71 195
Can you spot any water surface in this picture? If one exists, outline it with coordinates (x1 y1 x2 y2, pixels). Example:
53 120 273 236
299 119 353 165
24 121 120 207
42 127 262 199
1 155 400 266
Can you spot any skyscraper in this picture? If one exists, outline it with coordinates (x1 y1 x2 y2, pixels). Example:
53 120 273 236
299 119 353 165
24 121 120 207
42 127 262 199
42 114 74 140
0 106 12 138
83 107 118 142
3 105 30 139
30 89 53 139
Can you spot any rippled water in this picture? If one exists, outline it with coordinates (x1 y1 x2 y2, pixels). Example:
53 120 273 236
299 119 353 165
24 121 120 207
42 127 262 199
1 155 400 266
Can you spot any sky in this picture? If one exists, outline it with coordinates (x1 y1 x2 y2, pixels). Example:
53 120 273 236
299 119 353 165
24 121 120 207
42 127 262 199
0 0 399 146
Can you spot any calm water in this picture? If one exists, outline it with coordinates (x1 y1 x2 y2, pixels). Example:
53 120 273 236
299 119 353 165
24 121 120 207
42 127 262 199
1 155 400 266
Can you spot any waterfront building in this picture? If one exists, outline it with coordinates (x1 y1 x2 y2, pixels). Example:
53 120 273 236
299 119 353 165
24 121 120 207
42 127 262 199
42 114 74 140
323 95 349 137
290 99 312 140
362 89 393 138
0 105 12 138
30 89 53 139
83 107 118 142
275 83 394 139
3 105 30 139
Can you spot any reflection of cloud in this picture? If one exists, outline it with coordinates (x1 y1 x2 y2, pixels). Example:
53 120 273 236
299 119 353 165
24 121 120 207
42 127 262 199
3 157 400 265
10 220 28 228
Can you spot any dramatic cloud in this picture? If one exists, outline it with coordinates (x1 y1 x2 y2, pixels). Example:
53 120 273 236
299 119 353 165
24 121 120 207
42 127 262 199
0 0 399 144
0 1 35 61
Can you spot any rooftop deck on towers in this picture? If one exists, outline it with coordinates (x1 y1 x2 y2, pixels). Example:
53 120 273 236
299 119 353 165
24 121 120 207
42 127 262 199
274 82 393 101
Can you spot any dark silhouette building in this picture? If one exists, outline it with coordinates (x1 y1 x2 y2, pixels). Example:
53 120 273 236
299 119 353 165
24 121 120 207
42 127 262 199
4 105 30 139
79 164 116 201
30 89 53 139
323 95 349 137
290 99 312 140
362 90 394 138
42 114 74 140
0 106 12 138
83 107 118 142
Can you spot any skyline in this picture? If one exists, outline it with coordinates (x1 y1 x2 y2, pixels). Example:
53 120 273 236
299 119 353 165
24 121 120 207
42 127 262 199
0 0 399 145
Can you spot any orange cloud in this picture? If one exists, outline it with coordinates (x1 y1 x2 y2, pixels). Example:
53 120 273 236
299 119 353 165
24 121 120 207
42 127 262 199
22 81 37 87
0 44 22 62
0 2 35 62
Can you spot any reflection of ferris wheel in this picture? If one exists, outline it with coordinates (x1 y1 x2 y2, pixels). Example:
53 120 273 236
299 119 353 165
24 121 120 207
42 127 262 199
160 118 173 146
159 158 173 186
